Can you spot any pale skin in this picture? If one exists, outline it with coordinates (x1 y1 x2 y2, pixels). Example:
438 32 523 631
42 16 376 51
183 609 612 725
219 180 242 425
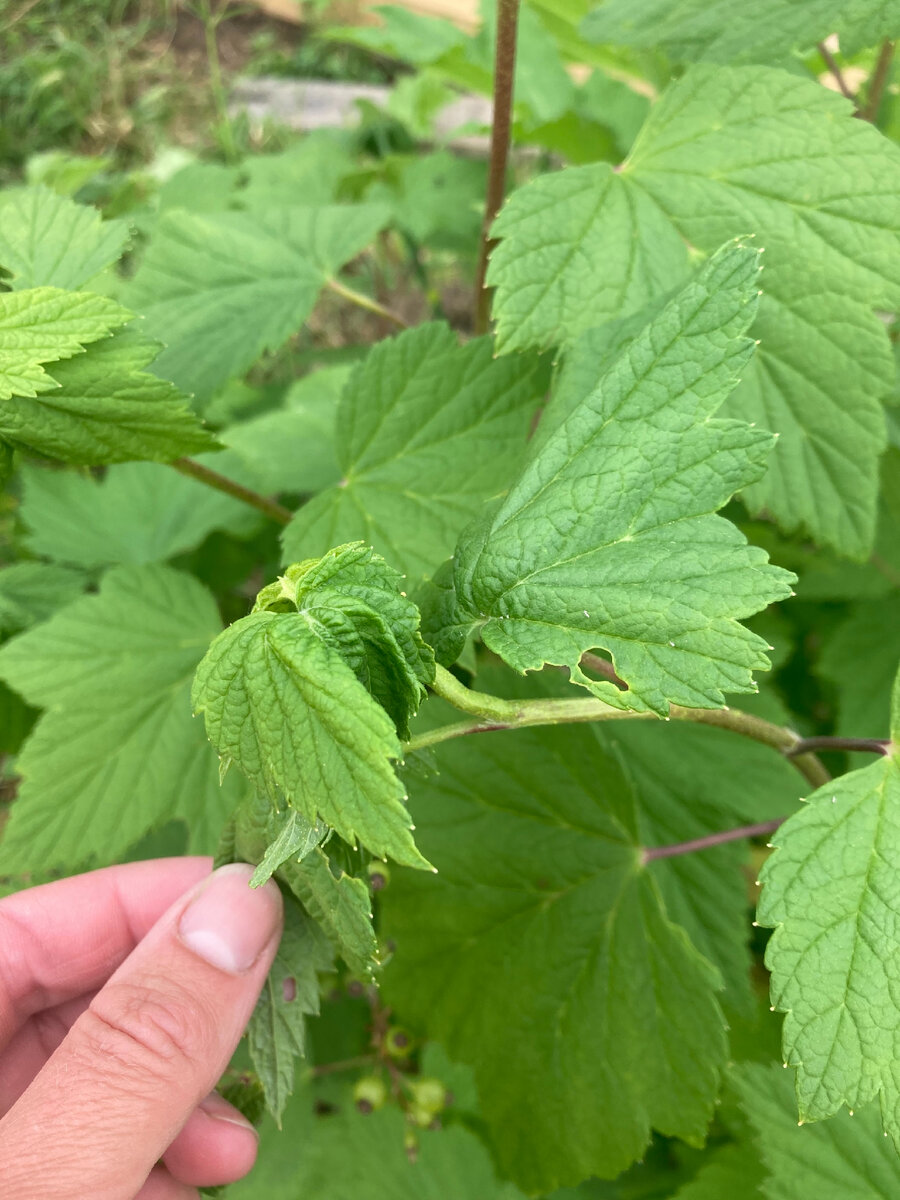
0 857 284 1199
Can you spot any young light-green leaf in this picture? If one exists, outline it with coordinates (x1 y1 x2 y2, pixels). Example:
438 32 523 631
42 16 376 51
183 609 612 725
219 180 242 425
248 810 327 889
758 677 900 1141
0 185 129 290
2 329 218 463
193 546 433 867
0 286 127 400
0 564 240 870
282 322 548 578
448 242 793 715
127 205 389 400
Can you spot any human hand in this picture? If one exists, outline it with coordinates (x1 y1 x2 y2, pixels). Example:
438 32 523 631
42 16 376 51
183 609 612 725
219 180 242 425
0 857 284 1199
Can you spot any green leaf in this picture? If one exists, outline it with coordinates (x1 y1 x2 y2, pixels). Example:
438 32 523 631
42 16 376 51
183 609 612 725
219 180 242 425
20 455 262 569
228 779 379 977
758 716 900 1140
0 286 127 401
489 66 900 557
818 597 900 742
1 329 218 463
449 243 792 715
193 545 433 868
221 366 350 495
282 322 549 578
279 849 379 978
0 564 240 870
383 723 727 1192
488 163 689 354
237 132 357 210
321 5 466 64
671 1144 764 1200
247 895 333 1124
127 205 389 400
582 0 900 62
256 544 434 736
735 1061 900 1198
467 661 801 1012
0 186 129 289
227 1083 526 1200
611 718 801 1011
0 561 86 634
249 810 328 888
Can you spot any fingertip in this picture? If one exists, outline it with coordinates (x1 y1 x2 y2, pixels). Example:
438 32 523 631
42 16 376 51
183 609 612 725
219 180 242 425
162 1093 259 1187
135 1164 199 1200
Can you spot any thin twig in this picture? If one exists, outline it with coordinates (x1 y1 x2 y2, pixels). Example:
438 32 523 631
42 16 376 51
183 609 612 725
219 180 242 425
786 735 891 757
309 1055 375 1078
818 41 855 101
171 457 292 525
407 665 831 792
581 651 628 690
872 552 900 589
473 0 520 334
326 278 409 329
861 40 895 122
643 818 786 864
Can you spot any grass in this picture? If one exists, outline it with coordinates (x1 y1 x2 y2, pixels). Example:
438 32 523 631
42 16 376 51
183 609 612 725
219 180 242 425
0 0 401 181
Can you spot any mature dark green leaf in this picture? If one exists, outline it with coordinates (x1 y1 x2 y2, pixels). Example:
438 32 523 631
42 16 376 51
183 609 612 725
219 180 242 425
0 565 240 870
0 561 86 634
818 596 900 742
0 186 129 289
282 323 548 578
127 205 388 400
449 243 792 715
670 1144 764 1199
383 722 726 1192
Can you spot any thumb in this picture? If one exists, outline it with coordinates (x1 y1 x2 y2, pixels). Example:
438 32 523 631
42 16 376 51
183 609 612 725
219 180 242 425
0 863 283 1200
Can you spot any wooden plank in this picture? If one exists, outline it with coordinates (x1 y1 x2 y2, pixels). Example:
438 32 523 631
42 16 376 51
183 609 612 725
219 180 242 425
247 0 480 32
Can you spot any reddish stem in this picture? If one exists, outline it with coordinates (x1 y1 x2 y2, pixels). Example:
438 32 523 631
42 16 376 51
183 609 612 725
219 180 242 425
473 0 520 334
643 817 785 863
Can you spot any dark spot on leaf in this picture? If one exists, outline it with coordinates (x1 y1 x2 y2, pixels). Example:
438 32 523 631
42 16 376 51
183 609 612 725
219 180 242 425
282 976 296 1002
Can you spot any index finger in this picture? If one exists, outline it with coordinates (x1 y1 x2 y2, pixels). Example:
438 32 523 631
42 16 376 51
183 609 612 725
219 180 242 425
0 857 212 1050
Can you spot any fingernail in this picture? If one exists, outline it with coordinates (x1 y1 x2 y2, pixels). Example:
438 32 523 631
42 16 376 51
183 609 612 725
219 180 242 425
178 863 282 973
200 1091 259 1138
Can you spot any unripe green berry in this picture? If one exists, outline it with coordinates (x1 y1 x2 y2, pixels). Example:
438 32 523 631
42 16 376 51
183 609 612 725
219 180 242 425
353 1074 388 1113
385 1025 414 1058
408 1101 435 1128
409 1077 447 1115
367 861 391 891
